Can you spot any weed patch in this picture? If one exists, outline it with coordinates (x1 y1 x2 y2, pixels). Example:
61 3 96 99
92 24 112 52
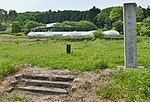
98 69 150 101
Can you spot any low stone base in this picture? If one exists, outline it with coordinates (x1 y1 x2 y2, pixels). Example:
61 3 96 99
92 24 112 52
117 66 145 69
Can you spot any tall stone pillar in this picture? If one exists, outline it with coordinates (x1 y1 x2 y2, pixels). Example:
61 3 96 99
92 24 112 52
123 3 138 68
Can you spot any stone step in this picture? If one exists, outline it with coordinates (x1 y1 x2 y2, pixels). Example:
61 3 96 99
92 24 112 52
21 74 50 80
52 75 75 82
17 86 68 94
6 87 14 93
16 74 75 82
21 79 71 88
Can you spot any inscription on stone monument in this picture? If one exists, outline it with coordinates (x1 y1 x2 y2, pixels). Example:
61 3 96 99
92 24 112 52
123 3 137 68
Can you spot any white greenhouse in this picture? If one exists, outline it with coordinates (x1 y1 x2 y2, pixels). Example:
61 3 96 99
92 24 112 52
102 30 120 36
27 31 95 37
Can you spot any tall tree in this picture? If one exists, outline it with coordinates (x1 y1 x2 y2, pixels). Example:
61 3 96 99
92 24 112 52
136 6 144 22
8 10 18 21
141 17 150 36
0 9 7 22
109 7 123 22
96 7 113 28
143 6 150 19
0 21 6 31
85 6 101 23
12 21 21 33
112 20 123 33
25 21 44 30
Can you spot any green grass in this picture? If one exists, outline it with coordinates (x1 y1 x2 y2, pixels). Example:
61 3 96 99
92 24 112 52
0 35 150 101
98 69 150 102
10 92 29 102
0 34 26 39
0 92 30 102
0 35 150 80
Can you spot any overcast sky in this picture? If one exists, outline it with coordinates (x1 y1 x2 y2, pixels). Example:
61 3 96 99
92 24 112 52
0 0 150 12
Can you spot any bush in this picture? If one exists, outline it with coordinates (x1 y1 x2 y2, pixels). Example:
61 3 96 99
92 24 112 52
5 27 12 34
141 27 150 37
12 21 21 33
136 22 143 35
25 21 44 30
93 29 104 40
141 17 150 36
0 22 7 31
15 33 22 36
78 21 98 31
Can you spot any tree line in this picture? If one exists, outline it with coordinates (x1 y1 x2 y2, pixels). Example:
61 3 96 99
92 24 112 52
0 6 150 36
0 6 100 24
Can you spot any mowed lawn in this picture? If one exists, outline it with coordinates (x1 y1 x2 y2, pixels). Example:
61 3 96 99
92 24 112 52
0 35 150 79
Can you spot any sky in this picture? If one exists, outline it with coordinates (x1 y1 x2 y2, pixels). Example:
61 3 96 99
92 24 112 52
0 0 150 12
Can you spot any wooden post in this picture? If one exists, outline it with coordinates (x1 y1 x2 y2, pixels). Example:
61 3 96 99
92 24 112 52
66 44 71 54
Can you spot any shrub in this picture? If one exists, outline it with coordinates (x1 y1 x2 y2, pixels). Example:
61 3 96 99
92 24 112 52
141 27 150 37
12 21 21 33
5 27 12 34
93 29 104 40
136 22 143 35
141 17 150 37
25 21 44 30
15 33 22 36
0 22 7 31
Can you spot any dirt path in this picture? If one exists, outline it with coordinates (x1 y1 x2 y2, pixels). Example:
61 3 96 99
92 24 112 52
0 65 115 102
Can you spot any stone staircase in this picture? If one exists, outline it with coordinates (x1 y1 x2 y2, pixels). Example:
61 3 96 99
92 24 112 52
7 73 76 95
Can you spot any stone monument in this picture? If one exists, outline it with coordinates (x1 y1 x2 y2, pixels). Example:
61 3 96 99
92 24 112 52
123 3 137 68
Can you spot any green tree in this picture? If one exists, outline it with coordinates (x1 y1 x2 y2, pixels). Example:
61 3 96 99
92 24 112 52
85 6 101 23
96 7 113 28
0 22 7 31
35 7 100 24
112 20 123 33
0 9 7 22
143 17 150 29
17 12 37 27
143 6 150 19
93 29 104 40
78 21 98 31
109 7 123 22
8 10 18 21
25 21 44 30
141 17 150 36
12 21 21 33
53 21 97 31
136 7 144 22
103 18 112 30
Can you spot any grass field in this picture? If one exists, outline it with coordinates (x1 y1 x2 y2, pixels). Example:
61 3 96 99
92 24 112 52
0 35 150 79
0 34 150 101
